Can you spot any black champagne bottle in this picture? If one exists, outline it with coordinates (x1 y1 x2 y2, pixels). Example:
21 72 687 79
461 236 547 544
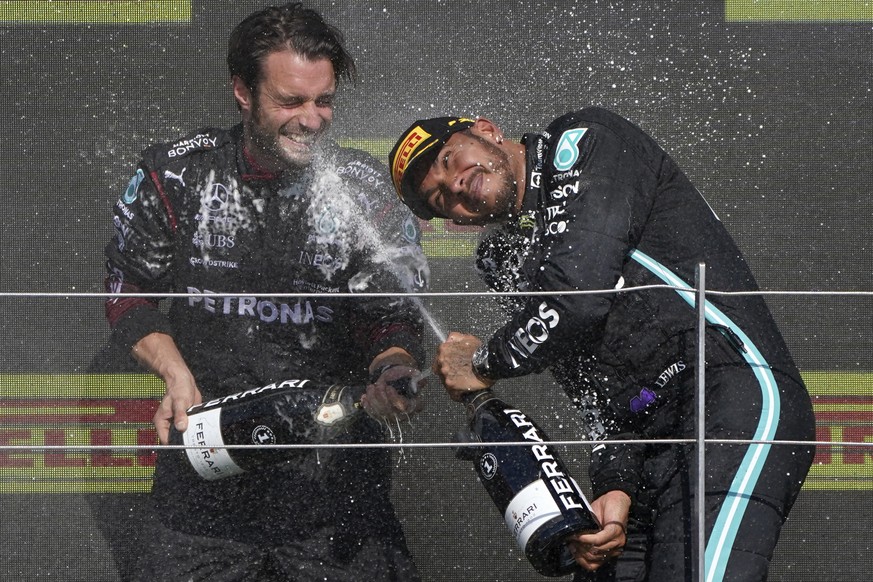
168 378 365 480
457 389 600 577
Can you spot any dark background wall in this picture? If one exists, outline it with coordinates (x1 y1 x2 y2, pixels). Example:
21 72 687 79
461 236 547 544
1 1 871 580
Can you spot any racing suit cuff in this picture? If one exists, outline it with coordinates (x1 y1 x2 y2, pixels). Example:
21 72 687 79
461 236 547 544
472 344 495 380
588 436 646 503
109 304 174 353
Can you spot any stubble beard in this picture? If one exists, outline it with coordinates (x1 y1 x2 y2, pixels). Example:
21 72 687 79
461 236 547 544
247 100 318 171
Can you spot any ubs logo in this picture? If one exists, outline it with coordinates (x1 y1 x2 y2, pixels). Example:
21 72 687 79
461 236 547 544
192 232 235 249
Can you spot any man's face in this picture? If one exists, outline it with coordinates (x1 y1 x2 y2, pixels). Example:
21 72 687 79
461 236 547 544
417 131 520 226
235 49 336 171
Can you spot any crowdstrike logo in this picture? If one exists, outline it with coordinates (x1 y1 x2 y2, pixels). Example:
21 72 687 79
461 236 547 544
188 256 239 270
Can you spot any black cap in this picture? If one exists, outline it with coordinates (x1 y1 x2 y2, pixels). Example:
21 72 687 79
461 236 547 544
389 116 475 220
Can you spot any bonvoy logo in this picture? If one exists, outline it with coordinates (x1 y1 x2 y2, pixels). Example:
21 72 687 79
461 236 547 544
168 134 218 158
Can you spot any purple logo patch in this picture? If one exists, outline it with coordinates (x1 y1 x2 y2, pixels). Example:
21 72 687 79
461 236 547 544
630 388 657 413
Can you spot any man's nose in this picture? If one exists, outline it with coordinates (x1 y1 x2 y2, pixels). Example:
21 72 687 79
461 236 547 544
298 102 326 131
446 172 465 195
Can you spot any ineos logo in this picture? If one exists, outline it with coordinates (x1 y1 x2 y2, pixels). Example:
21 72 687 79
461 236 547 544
525 318 551 344
251 425 276 445
506 302 561 365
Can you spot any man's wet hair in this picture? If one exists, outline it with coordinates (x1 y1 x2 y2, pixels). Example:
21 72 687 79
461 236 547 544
227 2 356 93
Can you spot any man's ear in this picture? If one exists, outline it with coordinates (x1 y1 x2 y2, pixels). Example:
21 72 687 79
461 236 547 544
471 117 503 143
232 75 254 113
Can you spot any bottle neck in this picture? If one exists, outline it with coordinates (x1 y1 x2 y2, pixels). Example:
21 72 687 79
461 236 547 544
462 389 498 420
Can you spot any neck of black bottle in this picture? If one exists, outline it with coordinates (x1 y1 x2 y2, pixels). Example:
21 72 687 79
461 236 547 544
461 389 499 421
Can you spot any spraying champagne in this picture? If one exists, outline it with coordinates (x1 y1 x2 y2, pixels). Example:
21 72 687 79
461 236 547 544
168 377 411 480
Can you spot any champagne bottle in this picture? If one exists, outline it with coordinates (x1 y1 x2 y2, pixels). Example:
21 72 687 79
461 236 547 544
457 389 600 577
168 378 366 480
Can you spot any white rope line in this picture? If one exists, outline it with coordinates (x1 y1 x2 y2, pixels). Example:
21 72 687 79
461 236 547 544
0 438 863 452
2 286 873 299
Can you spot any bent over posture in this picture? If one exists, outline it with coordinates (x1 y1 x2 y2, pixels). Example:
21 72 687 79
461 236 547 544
388 109 815 581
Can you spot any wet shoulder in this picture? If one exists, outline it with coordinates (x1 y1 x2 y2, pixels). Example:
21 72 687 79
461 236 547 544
320 141 398 211
547 107 633 134
320 141 422 242
328 142 393 193
545 107 667 177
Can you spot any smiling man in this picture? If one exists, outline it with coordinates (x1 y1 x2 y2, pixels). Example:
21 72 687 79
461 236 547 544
390 116 524 225
95 3 428 581
389 110 816 581
231 44 335 170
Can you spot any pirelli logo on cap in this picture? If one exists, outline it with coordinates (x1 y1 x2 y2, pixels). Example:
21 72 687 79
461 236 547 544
389 117 476 208
391 126 432 193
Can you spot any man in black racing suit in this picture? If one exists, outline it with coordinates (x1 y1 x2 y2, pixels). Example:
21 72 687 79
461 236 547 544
93 4 428 581
388 108 815 581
